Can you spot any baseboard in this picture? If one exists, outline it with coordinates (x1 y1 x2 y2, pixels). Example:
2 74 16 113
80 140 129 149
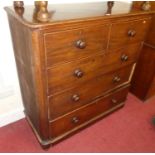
0 107 25 127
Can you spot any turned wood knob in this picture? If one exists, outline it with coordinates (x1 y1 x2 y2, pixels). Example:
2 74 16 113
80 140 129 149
13 1 24 8
74 69 84 78
34 1 50 22
75 40 86 49
111 99 117 104
72 94 80 102
113 76 121 83
72 117 79 124
121 54 129 61
128 30 136 37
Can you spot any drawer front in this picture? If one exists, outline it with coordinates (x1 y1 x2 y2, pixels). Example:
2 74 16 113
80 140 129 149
47 43 141 95
48 65 133 120
44 25 110 67
49 86 129 138
109 18 151 49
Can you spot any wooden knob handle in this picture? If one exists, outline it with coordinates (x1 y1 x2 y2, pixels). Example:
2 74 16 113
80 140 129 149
74 69 84 78
111 99 117 104
76 40 86 49
72 94 80 102
121 54 129 61
128 30 136 37
113 76 121 83
72 117 79 124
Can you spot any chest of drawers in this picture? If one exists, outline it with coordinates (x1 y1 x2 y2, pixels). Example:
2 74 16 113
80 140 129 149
5 2 154 148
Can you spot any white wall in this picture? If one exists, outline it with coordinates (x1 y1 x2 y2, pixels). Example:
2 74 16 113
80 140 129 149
0 1 24 127
0 0 132 127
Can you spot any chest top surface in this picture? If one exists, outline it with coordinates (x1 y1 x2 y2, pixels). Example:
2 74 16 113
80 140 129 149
4 2 155 29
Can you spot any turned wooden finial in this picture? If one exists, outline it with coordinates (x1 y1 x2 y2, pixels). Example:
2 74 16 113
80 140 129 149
142 1 151 11
106 1 114 15
14 7 24 16
13 1 24 16
34 1 50 22
13 1 24 8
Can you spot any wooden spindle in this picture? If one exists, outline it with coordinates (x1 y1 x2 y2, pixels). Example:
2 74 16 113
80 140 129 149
13 1 24 8
34 1 50 22
106 1 114 15
142 1 151 11
13 1 24 16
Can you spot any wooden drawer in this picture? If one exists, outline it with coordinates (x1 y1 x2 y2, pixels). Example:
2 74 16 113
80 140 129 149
48 65 133 120
47 43 141 95
109 18 151 49
49 86 129 139
44 25 110 67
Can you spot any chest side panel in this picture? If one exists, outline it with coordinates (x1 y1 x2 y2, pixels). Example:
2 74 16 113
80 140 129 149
7 14 49 141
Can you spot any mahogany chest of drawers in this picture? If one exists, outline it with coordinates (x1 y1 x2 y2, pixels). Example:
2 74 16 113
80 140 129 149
5 2 154 148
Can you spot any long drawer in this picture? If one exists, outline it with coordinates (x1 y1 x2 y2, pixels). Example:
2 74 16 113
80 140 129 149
109 18 151 49
49 86 129 139
44 24 110 67
48 65 133 120
47 43 141 95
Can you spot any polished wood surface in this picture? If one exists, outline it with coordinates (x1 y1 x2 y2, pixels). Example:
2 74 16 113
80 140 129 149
7 15 49 141
47 43 141 95
5 2 154 148
147 76 155 99
4 2 155 29
130 2 155 101
131 44 155 100
45 24 109 67
146 15 155 46
8 14 39 131
109 18 151 49
49 86 129 138
5 2 131 24
48 65 133 120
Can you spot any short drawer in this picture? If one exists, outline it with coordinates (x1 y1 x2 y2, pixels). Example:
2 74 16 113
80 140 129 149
48 65 133 120
47 43 141 95
109 18 151 49
44 25 110 67
49 86 129 138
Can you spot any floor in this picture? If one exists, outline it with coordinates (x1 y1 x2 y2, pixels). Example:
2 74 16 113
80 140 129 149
0 93 155 153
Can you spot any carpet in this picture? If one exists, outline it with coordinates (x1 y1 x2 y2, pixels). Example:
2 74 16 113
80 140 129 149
0 93 155 153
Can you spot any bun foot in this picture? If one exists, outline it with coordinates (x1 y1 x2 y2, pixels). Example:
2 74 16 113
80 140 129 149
41 143 51 150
